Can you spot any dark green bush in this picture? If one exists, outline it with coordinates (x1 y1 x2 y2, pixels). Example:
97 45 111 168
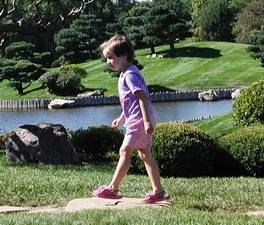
132 123 216 177
70 126 124 163
56 72 81 95
5 41 35 59
233 80 264 126
33 52 52 67
247 27 264 65
218 126 264 176
59 65 88 77
39 66 82 95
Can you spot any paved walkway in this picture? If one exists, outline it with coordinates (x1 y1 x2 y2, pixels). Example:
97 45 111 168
0 197 171 214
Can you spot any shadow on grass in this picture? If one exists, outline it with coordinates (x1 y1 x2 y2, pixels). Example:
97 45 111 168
148 85 176 93
22 85 46 95
160 46 222 58
78 86 107 94
2 158 113 173
50 86 107 97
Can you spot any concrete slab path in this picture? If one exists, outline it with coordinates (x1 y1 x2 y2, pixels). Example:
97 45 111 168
0 197 171 214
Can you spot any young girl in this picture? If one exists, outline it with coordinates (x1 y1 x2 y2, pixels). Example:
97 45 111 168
93 34 169 203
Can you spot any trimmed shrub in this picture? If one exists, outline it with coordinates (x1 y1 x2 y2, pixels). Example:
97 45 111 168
59 65 88 78
56 72 81 95
0 59 45 94
132 123 216 177
218 126 264 176
5 41 35 59
233 80 264 126
38 71 59 93
39 66 83 95
70 126 124 162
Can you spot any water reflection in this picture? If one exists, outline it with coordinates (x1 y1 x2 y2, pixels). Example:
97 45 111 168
0 100 233 133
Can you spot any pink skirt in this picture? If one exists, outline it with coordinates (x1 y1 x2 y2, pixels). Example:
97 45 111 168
122 119 155 149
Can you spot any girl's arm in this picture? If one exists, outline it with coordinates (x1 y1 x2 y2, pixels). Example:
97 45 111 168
134 90 154 135
112 112 125 129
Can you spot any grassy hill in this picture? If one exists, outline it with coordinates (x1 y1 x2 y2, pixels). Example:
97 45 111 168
0 41 263 99
191 112 236 138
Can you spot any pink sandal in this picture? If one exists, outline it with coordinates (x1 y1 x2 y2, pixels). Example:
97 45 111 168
143 191 170 204
93 185 123 199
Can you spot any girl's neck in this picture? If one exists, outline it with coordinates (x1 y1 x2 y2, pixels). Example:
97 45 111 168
121 62 133 73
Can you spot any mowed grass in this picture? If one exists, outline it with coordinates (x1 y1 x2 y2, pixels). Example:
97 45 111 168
192 112 237 138
0 41 263 99
0 152 264 224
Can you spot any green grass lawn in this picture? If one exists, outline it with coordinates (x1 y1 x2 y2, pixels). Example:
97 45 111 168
0 41 263 99
1 41 264 223
0 152 264 224
192 112 237 138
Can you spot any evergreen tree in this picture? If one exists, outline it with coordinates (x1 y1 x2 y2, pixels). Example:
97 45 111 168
142 0 190 53
0 59 45 94
71 14 103 59
122 4 150 48
233 0 264 43
198 0 235 41
54 14 103 64
248 27 264 65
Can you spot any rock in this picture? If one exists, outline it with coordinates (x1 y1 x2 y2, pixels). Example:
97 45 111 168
6 123 80 165
231 88 243 99
48 99 75 109
198 90 219 101
151 53 157 58
76 90 104 98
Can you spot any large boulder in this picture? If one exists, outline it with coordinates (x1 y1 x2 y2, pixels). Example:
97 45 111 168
48 99 75 109
76 90 104 98
231 88 243 99
6 123 80 165
198 90 219 101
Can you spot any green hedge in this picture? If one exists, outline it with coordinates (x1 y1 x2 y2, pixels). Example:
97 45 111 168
131 123 216 177
70 126 124 163
218 125 264 176
233 80 264 126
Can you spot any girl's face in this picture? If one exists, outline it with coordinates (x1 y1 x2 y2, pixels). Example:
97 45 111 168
103 49 127 72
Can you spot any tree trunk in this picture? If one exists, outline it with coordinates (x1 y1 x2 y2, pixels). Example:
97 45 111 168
169 42 175 51
150 45 155 54
17 82 23 95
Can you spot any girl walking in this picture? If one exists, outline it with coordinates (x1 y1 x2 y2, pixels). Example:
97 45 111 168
93 34 169 203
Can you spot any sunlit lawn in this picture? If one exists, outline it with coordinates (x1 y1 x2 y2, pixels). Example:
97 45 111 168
0 41 263 99
0 152 264 224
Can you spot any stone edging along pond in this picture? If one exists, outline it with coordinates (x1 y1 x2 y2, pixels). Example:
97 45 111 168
0 89 235 110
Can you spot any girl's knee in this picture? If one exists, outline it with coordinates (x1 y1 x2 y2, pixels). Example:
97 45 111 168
138 150 152 162
119 146 133 158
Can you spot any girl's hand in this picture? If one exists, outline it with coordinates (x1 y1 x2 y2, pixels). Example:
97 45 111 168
144 121 154 135
112 119 120 129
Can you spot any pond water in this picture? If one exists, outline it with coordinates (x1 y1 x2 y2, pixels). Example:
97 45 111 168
0 100 233 133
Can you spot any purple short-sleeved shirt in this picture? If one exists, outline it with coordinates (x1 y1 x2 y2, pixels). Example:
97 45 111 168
118 65 156 149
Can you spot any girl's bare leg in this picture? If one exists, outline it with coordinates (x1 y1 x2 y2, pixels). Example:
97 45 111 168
138 144 163 194
108 145 134 191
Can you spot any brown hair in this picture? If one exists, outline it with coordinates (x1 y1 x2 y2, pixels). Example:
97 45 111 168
100 34 134 62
